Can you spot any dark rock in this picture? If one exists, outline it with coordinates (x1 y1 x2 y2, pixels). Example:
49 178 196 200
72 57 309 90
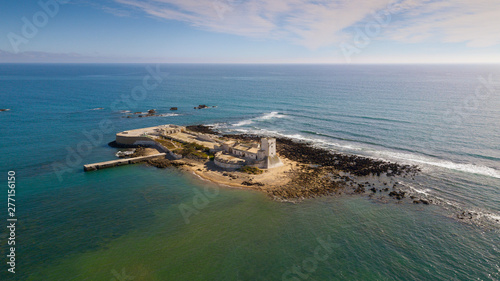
186 125 218 134
147 159 172 168
242 180 264 187
148 109 156 114
388 190 406 200
0 109 10 112
457 211 473 220
108 141 145 148
129 147 148 158
354 186 365 194
170 107 178 111
370 187 377 193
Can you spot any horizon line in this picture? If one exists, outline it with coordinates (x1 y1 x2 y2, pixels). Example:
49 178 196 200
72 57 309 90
1 61 500 65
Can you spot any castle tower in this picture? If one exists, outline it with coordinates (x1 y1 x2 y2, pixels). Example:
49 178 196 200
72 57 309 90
260 138 276 157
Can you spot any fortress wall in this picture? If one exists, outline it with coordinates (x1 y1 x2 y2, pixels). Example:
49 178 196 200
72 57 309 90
116 135 153 145
214 158 244 170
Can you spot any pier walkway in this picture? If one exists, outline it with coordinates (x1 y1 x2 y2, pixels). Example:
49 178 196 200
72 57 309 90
83 153 166 172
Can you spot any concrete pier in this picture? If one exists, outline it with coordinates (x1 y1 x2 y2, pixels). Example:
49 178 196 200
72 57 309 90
83 153 166 172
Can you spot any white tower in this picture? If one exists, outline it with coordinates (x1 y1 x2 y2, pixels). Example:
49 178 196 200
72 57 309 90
260 138 276 157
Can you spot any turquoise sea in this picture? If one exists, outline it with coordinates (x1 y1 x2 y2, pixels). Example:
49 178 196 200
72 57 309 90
0 64 499 280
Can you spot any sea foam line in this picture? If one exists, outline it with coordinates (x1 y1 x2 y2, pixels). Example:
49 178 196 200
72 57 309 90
158 113 180 117
229 128 500 179
372 150 500 179
286 132 500 179
232 112 286 127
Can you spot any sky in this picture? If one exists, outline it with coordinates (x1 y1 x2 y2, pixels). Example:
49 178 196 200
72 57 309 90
1 0 499 63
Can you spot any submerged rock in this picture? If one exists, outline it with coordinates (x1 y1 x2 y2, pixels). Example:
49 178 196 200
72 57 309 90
388 190 406 200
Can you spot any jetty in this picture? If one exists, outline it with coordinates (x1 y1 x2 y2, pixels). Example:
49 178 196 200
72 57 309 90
83 153 166 172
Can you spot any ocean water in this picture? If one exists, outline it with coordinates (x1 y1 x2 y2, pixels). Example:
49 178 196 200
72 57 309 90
0 64 499 280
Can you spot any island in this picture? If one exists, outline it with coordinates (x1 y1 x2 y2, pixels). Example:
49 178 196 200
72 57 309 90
86 124 424 203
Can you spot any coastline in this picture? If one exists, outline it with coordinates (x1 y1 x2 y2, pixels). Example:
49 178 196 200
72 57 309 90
175 154 298 190
137 125 426 203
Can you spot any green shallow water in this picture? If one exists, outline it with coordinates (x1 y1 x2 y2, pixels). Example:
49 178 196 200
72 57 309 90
13 165 498 281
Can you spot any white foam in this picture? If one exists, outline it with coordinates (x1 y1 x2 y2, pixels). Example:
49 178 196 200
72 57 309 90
221 125 500 179
273 132 500 179
276 132 364 152
372 151 500 179
233 119 254 127
398 182 431 196
258 111 284 120
484 214 500 221
158 113 179 117
232 112 286 127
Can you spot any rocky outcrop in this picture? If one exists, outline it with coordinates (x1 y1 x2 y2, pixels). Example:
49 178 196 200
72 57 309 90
241 180 265 186
412 199 430 205
0 109 10 112
170 107 178 111
266 166 345 200
194 105 214 109
108 141 144 148
186 125 218 134
223 134 420 177
124 109 167 118
146 158 187 168
388 190 406 200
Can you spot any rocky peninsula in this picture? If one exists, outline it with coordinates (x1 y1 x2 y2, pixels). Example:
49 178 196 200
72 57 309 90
108 124 425 204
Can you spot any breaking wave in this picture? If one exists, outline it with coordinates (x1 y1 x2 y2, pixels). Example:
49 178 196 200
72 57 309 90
223 127 500 179
158 113 180 117
232 112 286 127
372 150 500 179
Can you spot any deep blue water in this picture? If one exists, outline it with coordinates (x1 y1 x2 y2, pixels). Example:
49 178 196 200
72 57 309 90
0 64 499 280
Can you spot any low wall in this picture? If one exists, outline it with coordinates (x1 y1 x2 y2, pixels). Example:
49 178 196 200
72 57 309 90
116 135 153 146
214 158 244 170
154 143 182 160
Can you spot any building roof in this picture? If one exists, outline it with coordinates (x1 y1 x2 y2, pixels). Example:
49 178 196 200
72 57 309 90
233 145 259 154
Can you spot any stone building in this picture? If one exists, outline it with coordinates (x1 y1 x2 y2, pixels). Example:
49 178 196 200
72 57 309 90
214 137 282 169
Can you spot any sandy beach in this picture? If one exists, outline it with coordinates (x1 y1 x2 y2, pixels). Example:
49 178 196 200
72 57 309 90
176 153 300 191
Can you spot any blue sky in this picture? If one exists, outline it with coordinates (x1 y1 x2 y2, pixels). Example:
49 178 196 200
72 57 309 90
1 0 499 63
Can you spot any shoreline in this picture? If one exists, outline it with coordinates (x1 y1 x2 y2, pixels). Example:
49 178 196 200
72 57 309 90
138 125 427 204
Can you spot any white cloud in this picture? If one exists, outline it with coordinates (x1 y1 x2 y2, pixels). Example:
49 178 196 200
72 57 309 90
114 0 500 49
115 0 390 49
384 0 500 47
